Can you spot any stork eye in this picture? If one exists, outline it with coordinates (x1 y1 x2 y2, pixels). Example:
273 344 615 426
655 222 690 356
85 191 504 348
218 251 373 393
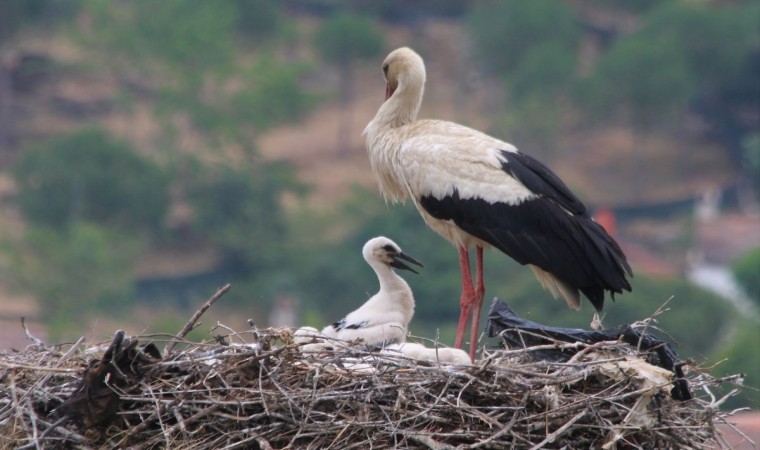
382 63 389 76
382 244 396 253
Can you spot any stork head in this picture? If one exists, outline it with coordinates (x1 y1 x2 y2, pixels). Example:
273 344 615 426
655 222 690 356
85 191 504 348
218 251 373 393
363 236 423 274
381 47 426 101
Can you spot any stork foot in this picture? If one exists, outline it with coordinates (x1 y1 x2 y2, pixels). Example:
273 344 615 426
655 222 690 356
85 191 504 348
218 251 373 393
590 312 604 331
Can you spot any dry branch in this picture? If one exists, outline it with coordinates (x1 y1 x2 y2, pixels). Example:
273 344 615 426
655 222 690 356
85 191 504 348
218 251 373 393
164 283 231 354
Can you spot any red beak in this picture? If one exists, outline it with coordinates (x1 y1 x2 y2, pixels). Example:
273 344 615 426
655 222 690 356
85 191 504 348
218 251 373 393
385 83 394 101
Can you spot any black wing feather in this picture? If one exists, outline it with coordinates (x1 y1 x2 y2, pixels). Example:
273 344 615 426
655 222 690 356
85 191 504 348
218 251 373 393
499 150 587 215
418 149 632 312
330 319 368 331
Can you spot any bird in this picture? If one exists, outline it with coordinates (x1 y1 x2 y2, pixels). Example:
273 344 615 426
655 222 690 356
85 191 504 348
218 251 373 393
363 47 633 360
295 236 423 350
383 342 471 366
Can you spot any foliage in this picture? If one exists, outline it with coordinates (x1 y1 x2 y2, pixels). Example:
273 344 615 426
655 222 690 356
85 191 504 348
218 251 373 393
3 223 138 338
351 0 468 22
640 1 759 150
187 161 301 275
579 0 759 154
640 2 755 89
743 133 760 197
584 35 694 126
732 247 760 306
583 0 666 14
80 0 316 144
234 0 283 42
13 129 170 234
83 0 236 78
234 57 319 131
500 42 577 152
466 0 581 76
507 43 577 105
710 318 760 409
466 1 581 154
314 13 383 66
0 0 74 44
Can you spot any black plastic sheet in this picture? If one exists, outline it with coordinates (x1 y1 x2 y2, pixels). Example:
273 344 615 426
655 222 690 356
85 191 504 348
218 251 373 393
486 298 692 401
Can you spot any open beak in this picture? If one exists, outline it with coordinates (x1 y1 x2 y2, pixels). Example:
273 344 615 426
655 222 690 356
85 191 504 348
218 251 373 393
390 252 423 274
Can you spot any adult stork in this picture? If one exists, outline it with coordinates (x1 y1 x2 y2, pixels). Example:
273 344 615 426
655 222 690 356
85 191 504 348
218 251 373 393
363 47 632 359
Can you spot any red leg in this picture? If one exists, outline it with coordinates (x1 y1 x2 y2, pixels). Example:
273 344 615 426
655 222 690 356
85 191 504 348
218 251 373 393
454 246 475 349
468 246 486 359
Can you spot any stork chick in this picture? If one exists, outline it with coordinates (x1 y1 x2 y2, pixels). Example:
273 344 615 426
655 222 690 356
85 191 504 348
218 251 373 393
383 342 471 366
304 236 422 349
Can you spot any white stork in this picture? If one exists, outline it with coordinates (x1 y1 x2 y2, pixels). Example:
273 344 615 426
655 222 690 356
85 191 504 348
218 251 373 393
297 236 423 349
363 47 632 359
383 342 471 366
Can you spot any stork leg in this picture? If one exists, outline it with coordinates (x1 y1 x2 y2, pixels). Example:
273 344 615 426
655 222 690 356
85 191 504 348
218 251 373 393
454 246 476 350
468 246 486 359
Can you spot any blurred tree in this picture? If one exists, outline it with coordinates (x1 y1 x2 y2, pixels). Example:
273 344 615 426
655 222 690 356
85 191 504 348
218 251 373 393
234 57 317 132
710 319 760 409
3 223 137 338
640 2 753 90
13 129 170 234
0 0 50 45
234 0 283 42
351 0 468 22
742 133 760 198
508 43 577 105
583 0 666 14
580 35 694 198
502 42 578 153
187 161 303 276
466 0 581 76
84 0 236 80
588 36 694 127
578 1 759 196
80 0 317 149
466 1 581 155
313 12 383 83
733 247 760 307
314 13 383 154
0 0 63 153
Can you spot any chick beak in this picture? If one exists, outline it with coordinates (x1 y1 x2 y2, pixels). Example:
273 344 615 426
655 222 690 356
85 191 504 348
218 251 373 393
390 252 424 274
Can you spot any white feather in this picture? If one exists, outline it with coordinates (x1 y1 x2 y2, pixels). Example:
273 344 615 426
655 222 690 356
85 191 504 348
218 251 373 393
383 342 471 366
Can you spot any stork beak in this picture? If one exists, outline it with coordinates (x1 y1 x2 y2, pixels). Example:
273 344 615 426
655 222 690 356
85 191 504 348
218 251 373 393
390 252 423 274
385 83 395 101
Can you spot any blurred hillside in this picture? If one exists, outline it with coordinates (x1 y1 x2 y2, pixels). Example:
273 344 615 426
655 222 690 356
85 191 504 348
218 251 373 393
0 0 758 408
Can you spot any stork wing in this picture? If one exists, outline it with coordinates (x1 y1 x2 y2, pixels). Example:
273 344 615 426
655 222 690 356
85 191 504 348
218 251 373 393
497 150 587 216
327 318 368 335
399 139 631 311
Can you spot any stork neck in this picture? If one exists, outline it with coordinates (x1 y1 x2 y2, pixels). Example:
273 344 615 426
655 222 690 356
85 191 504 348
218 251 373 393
370 82 423 130
374 264 411 294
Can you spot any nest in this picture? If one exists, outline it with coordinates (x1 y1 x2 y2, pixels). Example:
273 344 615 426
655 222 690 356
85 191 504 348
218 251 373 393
0 286 747 449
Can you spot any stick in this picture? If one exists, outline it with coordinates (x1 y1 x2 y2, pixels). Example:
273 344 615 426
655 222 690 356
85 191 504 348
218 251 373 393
164 283 231 354
528 409 587 450
21 317 44 347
